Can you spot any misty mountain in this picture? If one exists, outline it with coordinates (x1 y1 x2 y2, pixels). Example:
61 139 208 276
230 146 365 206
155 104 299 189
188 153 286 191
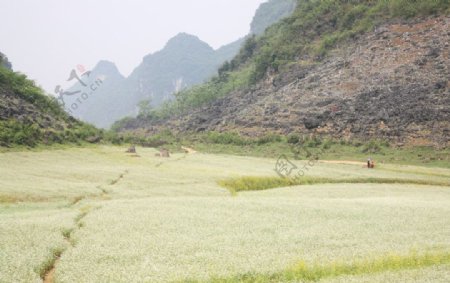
63 60 126 128
65 34 241 128
65 0 297 128
124 33 229 107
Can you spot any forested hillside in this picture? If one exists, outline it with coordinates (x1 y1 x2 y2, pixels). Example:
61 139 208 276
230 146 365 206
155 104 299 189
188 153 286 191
0 59 102 147
116 0 450 147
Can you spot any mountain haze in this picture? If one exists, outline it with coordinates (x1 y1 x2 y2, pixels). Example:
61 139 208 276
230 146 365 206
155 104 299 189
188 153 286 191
63 60 125 128
63 0 298 128
0 52 12 70
250 0 297 34
124 33 227 108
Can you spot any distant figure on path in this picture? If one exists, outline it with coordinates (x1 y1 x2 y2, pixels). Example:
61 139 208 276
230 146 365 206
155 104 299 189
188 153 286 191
367 158 375 169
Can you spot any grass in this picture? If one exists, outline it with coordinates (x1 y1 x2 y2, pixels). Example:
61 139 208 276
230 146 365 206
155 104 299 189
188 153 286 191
219 176 450 194
5 129 447 168
61 228 74 240
195 250 450 282
1 146 450 282
127 131 449 168
121 131 450 168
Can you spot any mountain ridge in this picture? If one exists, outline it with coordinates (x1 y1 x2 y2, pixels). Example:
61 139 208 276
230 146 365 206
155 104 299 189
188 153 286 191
63 0 298 128
116 1 450 147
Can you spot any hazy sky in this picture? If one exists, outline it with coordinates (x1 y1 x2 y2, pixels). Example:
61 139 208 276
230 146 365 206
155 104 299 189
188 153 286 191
0 0 266 93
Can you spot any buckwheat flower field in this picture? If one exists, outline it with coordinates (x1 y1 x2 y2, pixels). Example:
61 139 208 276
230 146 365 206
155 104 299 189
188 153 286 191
1 146 449 282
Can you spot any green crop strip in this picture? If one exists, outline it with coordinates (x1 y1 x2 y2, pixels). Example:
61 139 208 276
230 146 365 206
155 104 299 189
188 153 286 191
219 176 450 194
183 250 450 282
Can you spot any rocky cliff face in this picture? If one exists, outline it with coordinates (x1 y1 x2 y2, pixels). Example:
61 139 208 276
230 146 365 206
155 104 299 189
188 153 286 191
126 16 450 147
0 87 70 130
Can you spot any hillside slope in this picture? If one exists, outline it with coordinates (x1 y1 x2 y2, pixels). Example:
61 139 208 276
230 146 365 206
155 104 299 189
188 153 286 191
118 1 449 147
187 16 450 147
0 61 100 147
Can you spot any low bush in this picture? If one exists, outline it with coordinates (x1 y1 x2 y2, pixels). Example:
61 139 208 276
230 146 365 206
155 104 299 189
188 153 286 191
287 133 300 144
205 131 249 146
362 139 389 154
256 133 283 145
0 120 42 147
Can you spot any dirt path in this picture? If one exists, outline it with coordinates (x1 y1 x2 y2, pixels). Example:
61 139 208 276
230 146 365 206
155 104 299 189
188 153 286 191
320 160 366 166
43 259 58 283
41 170 128 283
182 146 197 154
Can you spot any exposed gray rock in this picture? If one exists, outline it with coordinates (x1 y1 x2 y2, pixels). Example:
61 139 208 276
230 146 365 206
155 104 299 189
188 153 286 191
131 16 450 148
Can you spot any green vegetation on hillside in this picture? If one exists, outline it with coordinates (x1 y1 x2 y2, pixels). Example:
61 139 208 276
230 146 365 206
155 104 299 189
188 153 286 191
0 67 118 147
126 0 449 123
0 67 65 118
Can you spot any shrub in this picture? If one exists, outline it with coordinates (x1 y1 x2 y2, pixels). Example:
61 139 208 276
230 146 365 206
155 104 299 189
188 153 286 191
140 130 177 147
206 132 248 146
303 136 322 148
362 139 386 154
0 120 42 147
256 133 283 145
110 117 136 132
42 129 64 144
321 139 333 150
287 134 300 144
72 124 100 141
103 131 124 145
